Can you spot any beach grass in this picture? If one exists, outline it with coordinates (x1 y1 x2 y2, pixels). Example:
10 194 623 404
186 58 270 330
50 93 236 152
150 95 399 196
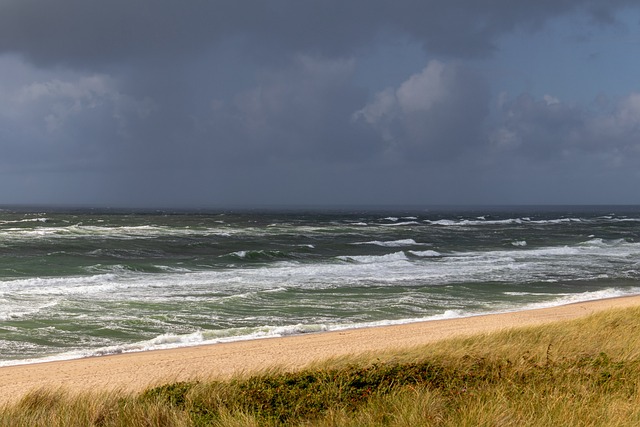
2 305 640 426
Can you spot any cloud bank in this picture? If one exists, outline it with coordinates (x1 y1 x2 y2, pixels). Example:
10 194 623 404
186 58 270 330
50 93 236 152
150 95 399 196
0 1 638 207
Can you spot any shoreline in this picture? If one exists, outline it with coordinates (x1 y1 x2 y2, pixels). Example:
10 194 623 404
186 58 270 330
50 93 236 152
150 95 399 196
2 292 633 369
2 294 640 404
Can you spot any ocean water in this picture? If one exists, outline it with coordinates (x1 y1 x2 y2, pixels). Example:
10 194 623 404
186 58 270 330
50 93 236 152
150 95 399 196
1 206 639 366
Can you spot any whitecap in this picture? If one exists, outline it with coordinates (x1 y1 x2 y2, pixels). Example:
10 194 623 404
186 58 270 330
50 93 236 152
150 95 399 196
408 250 441 257
0 299 60 321
502 291 558 296
353 239 428 247
426 218 524 226
153 265 193 273
381 221 420 227
337 251 409 263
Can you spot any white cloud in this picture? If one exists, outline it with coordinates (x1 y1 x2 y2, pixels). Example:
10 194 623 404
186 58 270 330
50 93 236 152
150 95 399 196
489 127 521 150
18 76 112 132
7 73 155 136
395 60 447 113
614 92 640 128
352 88 396 126
492 92 640 166
352 60 489 159
543 94 560 106
0 58 160 175
353 60 448 126
17 75 111 103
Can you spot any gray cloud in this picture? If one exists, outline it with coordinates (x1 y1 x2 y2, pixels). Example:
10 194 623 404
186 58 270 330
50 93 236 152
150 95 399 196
0 70 155 172
490 92 640 166
353 60 489 161
206 56 370 161
0 0 633 68
0 1 639 207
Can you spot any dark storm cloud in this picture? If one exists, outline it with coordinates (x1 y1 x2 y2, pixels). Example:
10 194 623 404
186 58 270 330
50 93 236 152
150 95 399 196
1 0 639 207
205 56 374 163
0 0 633 67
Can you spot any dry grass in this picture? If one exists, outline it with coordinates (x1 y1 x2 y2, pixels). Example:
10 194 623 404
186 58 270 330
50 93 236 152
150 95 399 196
3 306 640 426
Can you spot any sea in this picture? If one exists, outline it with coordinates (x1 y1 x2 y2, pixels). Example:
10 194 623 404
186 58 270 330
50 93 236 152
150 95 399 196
1 205 639 366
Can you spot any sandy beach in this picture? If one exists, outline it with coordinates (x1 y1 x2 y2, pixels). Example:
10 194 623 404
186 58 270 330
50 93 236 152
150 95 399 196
2 295 640 405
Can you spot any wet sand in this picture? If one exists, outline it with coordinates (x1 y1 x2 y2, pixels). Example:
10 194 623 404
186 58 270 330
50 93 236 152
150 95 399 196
2 295 640 404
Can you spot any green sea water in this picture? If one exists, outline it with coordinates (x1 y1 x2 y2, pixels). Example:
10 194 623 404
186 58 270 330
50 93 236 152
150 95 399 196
1 206 639 365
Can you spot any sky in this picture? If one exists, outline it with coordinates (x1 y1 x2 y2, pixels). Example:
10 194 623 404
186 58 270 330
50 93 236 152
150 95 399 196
1 1 640 208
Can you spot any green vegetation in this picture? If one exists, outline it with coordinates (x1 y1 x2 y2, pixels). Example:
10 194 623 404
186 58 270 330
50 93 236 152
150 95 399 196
3 306 640 426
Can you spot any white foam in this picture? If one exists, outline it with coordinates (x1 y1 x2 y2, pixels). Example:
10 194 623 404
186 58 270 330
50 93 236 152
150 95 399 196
262 286 288 293
327 310 469 331
4 285 640 368
518 287 640 310
528 218 583 224
408 250 442 257
0 324 333 366
455 238 640 261
381 221 421 227
503 291 559 296
1 273 122 296
153 265 193 273
338 251 409 263
2 235 637 309
0 223 235 243
424 219 457 226
579 238 626 248
422 217 593 227
511 241 527 247
0 298 60 321
353 239 428 247
426 218 524 226
0 217 50 225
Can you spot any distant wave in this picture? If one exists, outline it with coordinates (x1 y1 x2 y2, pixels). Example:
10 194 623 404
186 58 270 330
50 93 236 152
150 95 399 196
424 217 586 226
222 249 295 261
453 238 640 261
0 217 49 225
338 251 408 263
408 250 442 257
381 221 421 227
0 224 234 241
353 239 429 247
